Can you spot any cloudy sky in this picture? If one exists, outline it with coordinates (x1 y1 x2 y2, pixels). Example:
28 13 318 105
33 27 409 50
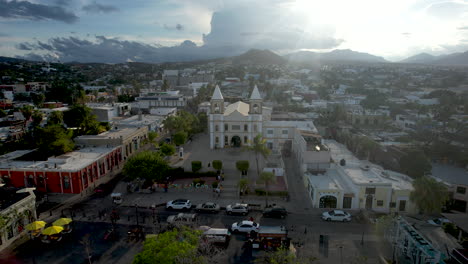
0 0 468 62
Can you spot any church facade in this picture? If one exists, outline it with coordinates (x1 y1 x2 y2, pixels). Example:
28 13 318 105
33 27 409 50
209 85 265 149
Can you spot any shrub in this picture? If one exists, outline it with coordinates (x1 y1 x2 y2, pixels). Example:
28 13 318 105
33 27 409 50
212 160 223 171
254 189 288 197
212 181 219 188
236 160 249 175
191 161 202 173
193 178 205 185
159 143 176 156
173 131 188 146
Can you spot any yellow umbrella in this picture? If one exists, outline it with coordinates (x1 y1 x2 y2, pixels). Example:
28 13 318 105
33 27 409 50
26 221 46 231
42 226 64 235
53 218 73 226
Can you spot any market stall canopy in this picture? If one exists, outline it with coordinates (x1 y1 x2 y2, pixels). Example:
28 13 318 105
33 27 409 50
53 218 73 226
26 221 46 231
42 226 64 235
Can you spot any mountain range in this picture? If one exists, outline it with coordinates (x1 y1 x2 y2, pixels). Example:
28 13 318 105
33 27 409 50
285 49 387 63
399 51 468 66
2 47 468 66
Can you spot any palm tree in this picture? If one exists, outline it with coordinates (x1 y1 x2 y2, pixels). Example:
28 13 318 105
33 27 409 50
410 176 449 214
258 171 276 207
245 134 271 181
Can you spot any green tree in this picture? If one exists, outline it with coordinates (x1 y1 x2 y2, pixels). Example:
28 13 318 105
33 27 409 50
399 150 432 178
143 131 158 148
159 143 175 156
37 125 75 157
63 104 104 135
47 111 64 126
236 160 250 175
191 161 202 173
133 227 205 264
254 246 316 264
20 105 34 122
245 134 271 181
257 171 276 207
238 178 250 195
410 176 449 214
31 110 43 127
173 131 187 146
212 160 223 171
162 79 170 91
123 151 169 182
32 93 45 107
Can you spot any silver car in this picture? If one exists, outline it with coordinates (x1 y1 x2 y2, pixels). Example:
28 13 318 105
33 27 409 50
226 203 249 215
167 213 197 226
195 202 221 213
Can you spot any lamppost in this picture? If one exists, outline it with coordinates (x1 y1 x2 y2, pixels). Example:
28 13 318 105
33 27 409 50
135 203 139 227
339 245 343 264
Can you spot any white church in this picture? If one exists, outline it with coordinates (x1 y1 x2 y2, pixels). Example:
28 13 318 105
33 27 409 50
208 84 329 174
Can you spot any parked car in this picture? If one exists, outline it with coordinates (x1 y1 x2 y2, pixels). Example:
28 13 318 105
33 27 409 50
94 184 109 194
263 206 287 219
427 218 451 226
321 210 352 222
166 199 192 210
226 203 249 215
167 213 197 227
231 220 260 233
196 202 221 213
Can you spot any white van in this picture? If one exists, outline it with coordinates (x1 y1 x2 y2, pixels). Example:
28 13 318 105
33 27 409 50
202 228 231 246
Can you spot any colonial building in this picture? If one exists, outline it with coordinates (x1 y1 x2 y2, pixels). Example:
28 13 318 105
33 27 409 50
0 187 37 251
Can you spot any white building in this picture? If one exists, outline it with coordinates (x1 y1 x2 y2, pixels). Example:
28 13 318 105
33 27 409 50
0 187 37 251
305 140 416 213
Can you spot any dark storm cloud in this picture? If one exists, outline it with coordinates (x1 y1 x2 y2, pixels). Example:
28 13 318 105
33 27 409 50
82 2 119 13
16 43 33 50
164 23 184 31
0 0 78 23
54 0 71 6
202 6 343 50
16 36 249 63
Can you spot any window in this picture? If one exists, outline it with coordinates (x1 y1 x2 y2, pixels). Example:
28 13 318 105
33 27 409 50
7 225 14 239
456 186 466 194
244 136 248 143
63 176 70 189
224 124 228 131
267 142 273 150
377 200 384 206
244 124 248 131
224 136 228 145
343 197 352 209
215 125 219 132
267 129 273 135
282 129 288 135
389 202 396 208
232 125 240 130
215 137 219 144
365 188 376 195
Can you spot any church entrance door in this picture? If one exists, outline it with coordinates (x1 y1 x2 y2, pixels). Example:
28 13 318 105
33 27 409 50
231 136 241 147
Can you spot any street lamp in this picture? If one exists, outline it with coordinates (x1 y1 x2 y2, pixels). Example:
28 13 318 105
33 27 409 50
135 203 139 227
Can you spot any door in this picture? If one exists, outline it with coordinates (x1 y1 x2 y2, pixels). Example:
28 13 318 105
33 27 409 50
365 195 373 210
399 200 406 212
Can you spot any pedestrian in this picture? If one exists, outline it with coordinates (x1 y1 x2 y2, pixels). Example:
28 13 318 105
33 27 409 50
208 162 211 167
249 216 254 222
217 175 220 181
221 173 225 181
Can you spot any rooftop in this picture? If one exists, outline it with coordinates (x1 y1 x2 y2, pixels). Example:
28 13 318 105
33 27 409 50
264 121 317 133
325 140 413 190
431 163 468 186
224 101 249 116
76 127 141 141
211 85 224 100
0 187 31 211
0 147 118 172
